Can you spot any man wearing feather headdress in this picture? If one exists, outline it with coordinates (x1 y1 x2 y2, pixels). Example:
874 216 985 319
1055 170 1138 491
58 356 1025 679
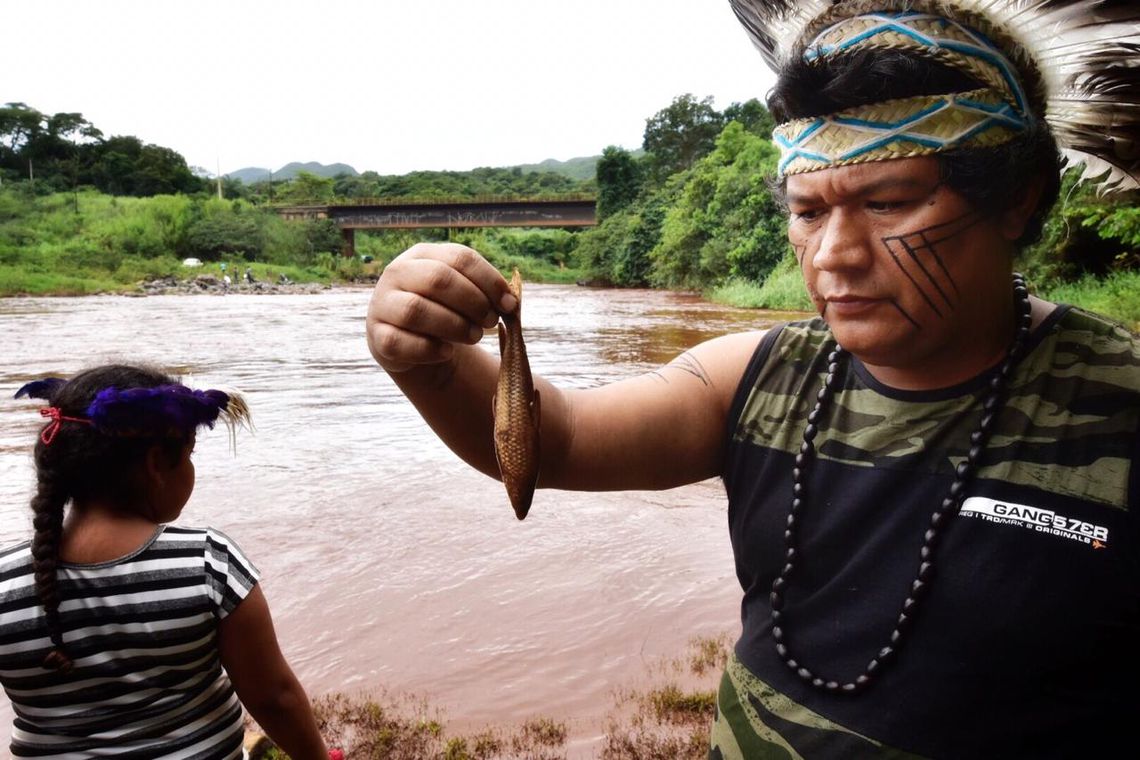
366 1 1140 756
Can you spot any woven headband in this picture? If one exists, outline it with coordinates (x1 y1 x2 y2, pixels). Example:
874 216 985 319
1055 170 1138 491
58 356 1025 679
774 88 1025 176
774 11 1029 177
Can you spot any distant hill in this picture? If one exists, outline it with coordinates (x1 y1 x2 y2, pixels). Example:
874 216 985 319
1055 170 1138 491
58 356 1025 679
513 155 600 182
224 154 626 185
226 162 359 184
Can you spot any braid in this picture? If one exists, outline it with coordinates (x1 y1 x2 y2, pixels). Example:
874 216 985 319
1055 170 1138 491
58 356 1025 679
30 467 74 673
21 364 180 675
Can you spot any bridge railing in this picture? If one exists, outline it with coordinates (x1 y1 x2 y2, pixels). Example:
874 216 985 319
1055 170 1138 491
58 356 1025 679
321 192 596 208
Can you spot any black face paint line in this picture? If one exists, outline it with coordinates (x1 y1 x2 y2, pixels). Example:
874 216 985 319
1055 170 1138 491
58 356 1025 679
889 298 922 329
880 210 984 321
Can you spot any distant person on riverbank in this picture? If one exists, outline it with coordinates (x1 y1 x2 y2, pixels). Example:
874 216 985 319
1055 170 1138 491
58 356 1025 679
1 365 329 759
366 1 1139 755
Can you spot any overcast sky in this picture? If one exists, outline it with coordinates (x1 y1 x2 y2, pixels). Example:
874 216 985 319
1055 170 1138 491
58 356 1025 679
4 0 777 177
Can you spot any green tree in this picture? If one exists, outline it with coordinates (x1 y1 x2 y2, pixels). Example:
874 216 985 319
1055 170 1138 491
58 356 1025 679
617 194 668 286
79 135 202 196
574 177 680 287
649 121 783 287
306 219 344 256
333 172 380 198
43 112 103 197
596 145 643 219
133 144 202 195
274 171 335 204
642 94 723 184
1 105 204 198
0 103 43 174
722 99 775 139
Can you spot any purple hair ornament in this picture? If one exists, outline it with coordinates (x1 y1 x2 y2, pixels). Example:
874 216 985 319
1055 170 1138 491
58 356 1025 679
86 384 251 438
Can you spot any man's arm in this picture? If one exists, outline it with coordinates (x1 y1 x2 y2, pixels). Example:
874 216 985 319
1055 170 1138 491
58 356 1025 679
366 243 765 491
546 330 766 490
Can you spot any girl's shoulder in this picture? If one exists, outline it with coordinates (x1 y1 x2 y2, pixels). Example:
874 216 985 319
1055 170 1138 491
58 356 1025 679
160 524 257 571
161 524 246 549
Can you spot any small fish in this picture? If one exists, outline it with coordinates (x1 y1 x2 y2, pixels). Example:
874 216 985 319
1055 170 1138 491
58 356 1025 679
493 268 540 520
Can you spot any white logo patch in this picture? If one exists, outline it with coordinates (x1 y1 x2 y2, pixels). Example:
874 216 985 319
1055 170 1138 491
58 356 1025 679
959 497 1110 549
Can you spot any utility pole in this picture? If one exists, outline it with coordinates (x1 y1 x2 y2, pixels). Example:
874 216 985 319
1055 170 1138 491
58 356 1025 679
216 156 223 199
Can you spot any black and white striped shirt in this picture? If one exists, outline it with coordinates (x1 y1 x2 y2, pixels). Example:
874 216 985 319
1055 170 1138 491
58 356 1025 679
0 525 260 758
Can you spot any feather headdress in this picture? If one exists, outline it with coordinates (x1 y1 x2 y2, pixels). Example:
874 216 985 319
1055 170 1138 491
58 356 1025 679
729 0 1140 190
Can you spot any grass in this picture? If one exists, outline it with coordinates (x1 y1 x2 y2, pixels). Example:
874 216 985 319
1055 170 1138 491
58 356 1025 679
1039 269 1140 330
248 634 732 760
707 254 813 312
0 265 124 295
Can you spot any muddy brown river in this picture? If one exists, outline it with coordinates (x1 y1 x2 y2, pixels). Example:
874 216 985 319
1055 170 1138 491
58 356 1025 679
0 286 803 753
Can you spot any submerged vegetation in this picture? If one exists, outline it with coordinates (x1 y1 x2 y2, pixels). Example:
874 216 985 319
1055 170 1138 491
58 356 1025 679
598 633 732 760
249 635 731 760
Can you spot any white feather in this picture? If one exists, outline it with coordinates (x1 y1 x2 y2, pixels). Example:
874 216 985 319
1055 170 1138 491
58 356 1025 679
728 0 1140 191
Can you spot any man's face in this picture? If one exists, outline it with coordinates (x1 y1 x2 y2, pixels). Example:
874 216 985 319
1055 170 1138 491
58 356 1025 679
786 157 1014 378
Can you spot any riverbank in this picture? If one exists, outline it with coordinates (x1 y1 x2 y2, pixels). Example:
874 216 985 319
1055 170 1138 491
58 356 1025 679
135 274 333 296
248 634 731 760
10 267 1140 337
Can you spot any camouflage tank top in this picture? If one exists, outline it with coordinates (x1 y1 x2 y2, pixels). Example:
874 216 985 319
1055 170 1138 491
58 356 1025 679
717 305 1140 758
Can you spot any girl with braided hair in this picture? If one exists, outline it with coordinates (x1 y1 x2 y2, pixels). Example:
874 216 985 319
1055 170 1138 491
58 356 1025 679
0 364 328 759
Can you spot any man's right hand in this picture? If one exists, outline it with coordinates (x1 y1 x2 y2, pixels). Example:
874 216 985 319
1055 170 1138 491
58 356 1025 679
366 243 517 374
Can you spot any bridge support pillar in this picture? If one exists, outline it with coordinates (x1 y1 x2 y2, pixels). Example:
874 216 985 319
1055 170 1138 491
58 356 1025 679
340 227 356 258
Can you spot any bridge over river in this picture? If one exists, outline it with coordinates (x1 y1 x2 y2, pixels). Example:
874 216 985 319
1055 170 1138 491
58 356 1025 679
276 195 597 256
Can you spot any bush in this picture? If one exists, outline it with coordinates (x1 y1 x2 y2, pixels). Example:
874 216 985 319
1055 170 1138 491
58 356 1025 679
184 214 263 260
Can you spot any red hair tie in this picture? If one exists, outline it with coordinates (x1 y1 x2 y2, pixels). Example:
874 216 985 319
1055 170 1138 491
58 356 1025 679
39 407 93 445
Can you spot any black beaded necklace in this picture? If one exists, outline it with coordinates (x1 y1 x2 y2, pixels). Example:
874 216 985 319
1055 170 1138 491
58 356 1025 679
770 273 1033 694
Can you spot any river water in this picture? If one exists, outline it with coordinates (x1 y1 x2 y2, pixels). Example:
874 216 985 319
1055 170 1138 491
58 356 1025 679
0 286 800 752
